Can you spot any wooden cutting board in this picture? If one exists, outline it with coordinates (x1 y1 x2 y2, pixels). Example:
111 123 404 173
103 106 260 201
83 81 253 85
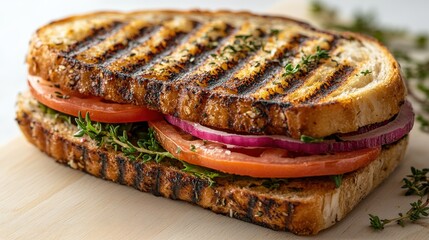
0 128 428 240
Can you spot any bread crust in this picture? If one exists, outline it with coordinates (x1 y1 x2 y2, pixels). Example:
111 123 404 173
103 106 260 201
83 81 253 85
26 10 406 138
16 92 408 235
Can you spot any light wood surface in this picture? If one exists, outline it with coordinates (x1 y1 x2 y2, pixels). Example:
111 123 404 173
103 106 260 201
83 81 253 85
0 127 428 240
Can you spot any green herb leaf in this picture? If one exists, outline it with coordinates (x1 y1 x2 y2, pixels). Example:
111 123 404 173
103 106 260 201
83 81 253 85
270 29 280 36
38 102 72 124
369 167 429 230
330 174 343 188
282 62 300 77
300 135 324 143
261 178 288 190
282 46 330 76
181 161 226 187
73 112 174 162
361 69 372 76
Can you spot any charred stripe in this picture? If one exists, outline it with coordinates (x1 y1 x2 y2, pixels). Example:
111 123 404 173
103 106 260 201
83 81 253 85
170 171 183 200
169 24 235 82
269 37 339 100
99 26 160 66
132 21 202 76
143 80 163 108
152 168 161 196
286 202 296 231
191 178 206 203
64 21 124 56
246 195 258 222
302 65 355 104
236 35 309 95
133 161 144 190
116 156 126 185
99 152 108 179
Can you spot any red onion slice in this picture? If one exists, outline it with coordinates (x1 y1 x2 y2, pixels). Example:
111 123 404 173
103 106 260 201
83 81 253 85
165 101 414 154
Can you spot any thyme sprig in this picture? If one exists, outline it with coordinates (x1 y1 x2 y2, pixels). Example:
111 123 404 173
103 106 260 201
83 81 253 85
301 46 330 71
38 102 71 124
330 174 343 188
73 112 224 185
74 112 174 162
181 161 227 187
218 34 263 57
282 62 300 76
282 46 330 77
369 167 429 230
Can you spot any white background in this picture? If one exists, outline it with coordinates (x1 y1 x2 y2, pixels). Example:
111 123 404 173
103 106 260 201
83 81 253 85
1 0 428 146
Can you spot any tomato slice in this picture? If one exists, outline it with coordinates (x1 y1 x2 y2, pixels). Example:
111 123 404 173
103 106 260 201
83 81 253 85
28 75 164 123
149 120 381 178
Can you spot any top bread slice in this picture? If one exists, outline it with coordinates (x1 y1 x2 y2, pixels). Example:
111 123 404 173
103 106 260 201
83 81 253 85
26 10 406 138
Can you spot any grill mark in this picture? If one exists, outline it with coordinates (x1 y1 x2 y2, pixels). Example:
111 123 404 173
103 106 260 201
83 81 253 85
169 25 235 83
152 168 161 196
302 65 355 104
132 22 202 77
144 80 163 108
191 178 205 203
238 62 283 95
99 26 160 67
207 54 256 90
133 162 143 190
99 152 108 179
263 199 275 218
80 145 88 162
268 37 339 101
65 21 124 56
246 195 257 222
116 157 126 185
235 35 308 95
77 145 87 172
182 27 263 88
171 171 182 200
206 32 269 90
286 202 295 231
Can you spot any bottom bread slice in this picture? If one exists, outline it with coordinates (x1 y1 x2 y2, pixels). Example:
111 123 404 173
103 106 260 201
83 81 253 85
15 92 408 235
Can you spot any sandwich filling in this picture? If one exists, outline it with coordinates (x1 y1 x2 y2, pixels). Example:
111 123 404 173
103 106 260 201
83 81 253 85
27 74 414 179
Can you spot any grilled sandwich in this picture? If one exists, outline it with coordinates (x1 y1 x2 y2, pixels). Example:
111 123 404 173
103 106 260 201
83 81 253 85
17 10 413 235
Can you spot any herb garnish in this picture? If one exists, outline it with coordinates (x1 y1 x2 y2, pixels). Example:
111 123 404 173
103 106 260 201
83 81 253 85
211 33 264 60
301 46 330 70
330 174 343 188
300 134 324 143
74 112 173 162
73 112 224 185
38 102 71 124
361 70 372 76
369 167 429 230
261 178 288 190
181 161 226 187
270 29 280 37
282 62 300 77
281 46 330 77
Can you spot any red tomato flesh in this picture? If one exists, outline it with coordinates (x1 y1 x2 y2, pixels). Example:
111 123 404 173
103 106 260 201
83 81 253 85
149 120 381 178
28 75 164 123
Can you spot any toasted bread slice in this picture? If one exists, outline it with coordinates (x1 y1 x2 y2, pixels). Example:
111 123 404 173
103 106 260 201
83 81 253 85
27 10 405 138
16 92 408 235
